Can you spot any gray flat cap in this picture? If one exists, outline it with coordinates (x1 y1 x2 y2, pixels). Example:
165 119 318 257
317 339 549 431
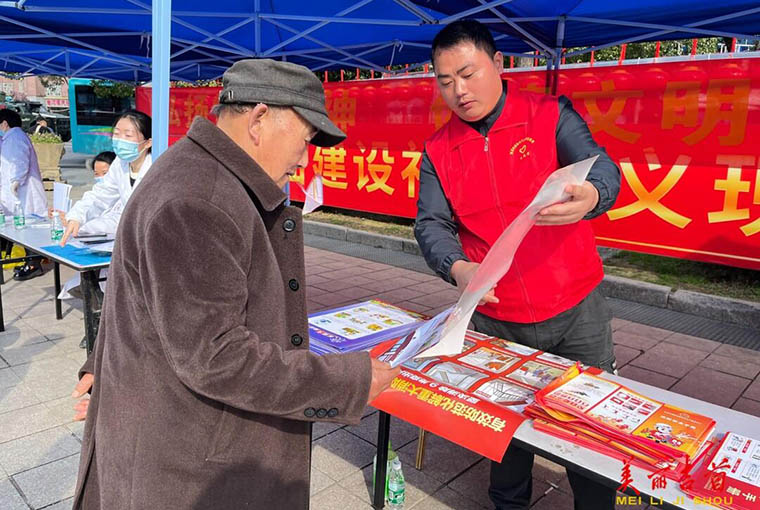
219 59 346 147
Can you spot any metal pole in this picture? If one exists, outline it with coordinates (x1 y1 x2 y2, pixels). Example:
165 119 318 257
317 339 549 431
373 411 391 509
152 0 171 158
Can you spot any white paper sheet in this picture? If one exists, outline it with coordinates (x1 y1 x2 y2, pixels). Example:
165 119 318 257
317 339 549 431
380 156 598 367
300 175 324 215
52 182 72 213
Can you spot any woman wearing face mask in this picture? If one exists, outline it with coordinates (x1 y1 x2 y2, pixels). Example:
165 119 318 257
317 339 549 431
61 111 152 245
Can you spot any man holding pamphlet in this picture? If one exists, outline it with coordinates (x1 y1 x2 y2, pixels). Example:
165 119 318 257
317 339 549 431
415 20 622 510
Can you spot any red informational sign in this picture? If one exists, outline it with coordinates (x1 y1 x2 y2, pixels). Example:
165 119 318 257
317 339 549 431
136 57 760 269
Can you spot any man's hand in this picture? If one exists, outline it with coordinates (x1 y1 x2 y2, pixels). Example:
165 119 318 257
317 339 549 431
367 359 400 404
536 181 599 226
10 181 19 197
450 260 499 306
72 373 93 421
60 219 81 246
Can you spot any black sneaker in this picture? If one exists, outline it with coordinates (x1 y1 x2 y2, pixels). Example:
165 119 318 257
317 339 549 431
13 264 44 281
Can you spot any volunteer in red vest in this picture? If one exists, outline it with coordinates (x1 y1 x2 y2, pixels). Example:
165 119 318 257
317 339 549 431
416 20 621 510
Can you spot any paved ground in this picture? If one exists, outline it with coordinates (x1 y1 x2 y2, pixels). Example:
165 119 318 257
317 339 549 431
0 243 759 509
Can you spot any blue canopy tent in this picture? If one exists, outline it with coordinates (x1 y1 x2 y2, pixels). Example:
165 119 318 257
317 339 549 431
1 0 759 154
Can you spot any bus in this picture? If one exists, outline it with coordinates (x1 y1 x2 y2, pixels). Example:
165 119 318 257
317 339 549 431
68 78 135 154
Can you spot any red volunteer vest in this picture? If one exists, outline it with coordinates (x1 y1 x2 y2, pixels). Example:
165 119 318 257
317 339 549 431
425 88 603 323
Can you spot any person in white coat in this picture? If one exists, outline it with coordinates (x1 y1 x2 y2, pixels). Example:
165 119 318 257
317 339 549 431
0 109 48 280
61 110 152 245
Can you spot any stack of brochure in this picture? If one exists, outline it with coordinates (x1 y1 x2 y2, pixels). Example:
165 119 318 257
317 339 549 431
525 365 716 481
683 432 760 510
308 300 426 355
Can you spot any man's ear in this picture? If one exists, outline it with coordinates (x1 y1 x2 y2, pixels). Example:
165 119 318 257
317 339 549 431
247 103 269 145
493 51 504 72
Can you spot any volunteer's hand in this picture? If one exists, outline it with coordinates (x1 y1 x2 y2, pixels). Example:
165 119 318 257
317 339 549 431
60 219 80 246
450 260 499 306
367 359 401 404
536 182 599 226
10 181 19 197
72 373 93 421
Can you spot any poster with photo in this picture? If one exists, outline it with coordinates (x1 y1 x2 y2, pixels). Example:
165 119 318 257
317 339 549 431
587 388 661 433
427 362 489 391
459 347 520 373
507 361 567 389
544 371 619 412
474 379 536 411
537 352 575 367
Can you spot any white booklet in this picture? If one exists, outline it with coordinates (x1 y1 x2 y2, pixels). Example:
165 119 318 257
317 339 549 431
377 156 598 368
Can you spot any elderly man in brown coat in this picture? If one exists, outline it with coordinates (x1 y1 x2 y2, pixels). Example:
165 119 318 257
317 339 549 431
70 59 399 509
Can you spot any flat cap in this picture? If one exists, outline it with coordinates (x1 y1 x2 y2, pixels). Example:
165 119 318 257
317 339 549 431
219 59 346 147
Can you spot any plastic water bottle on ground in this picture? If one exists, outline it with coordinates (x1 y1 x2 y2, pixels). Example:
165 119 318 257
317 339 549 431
13 201 24 230
387 454 406 509
373 442 405 506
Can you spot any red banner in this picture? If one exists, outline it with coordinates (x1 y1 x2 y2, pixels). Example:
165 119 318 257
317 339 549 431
136 57 760 269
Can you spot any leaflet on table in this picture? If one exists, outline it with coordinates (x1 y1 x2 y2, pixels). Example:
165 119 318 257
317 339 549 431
53 182 72 213
540 369 715 461
373 156 598 367
370 329 590 460
683 432 760 510
308 300 426 353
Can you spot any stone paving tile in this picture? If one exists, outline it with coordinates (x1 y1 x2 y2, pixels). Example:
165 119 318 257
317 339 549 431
699 353 760 379
530 487 574 510
0 342 68 367
612 331 661 351
629 342 708 378
743 378 760 401
65 421 85 443
411 486 488 509
308 292 356 308
345 411 420 449
361 277 418 293
339 462 442 508
371 287 429 304
11 453 79 510
610 318 634 331
312 277 372 293
398 434 481 484
49 335 87 356
408 291 459 309
40 497 74 510
0 426 81 476
0 326 50 350
617 365 678 390
409 281 457 295
310 465 335 497
333 287 381 302
0 384 41 414
616 323 674 342
614 344 642 368
312 429 376 481
447 458 491 508
395 300 434 314
0 478 27 510
310 482 373 510
670 367 750 407
532 455 567 487
0 367 21 389
313 421 344 441
732 397 760 418
663 332 721 353
714 344 760 366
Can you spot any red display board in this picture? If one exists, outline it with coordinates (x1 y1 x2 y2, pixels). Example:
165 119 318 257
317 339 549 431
136 57 760 269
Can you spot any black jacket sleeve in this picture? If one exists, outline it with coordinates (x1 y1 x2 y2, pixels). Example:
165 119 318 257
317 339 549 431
414 151 468 284
556 95 621 218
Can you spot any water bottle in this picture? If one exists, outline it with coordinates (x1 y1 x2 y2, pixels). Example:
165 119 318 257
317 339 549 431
372 442 397 503
13 201 24 230
387 455 406 509
50 214 64 241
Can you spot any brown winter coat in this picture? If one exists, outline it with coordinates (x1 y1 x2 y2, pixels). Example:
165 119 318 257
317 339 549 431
73 117 372 509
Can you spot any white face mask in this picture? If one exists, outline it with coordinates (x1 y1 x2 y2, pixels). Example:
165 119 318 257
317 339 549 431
94 176 105 184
